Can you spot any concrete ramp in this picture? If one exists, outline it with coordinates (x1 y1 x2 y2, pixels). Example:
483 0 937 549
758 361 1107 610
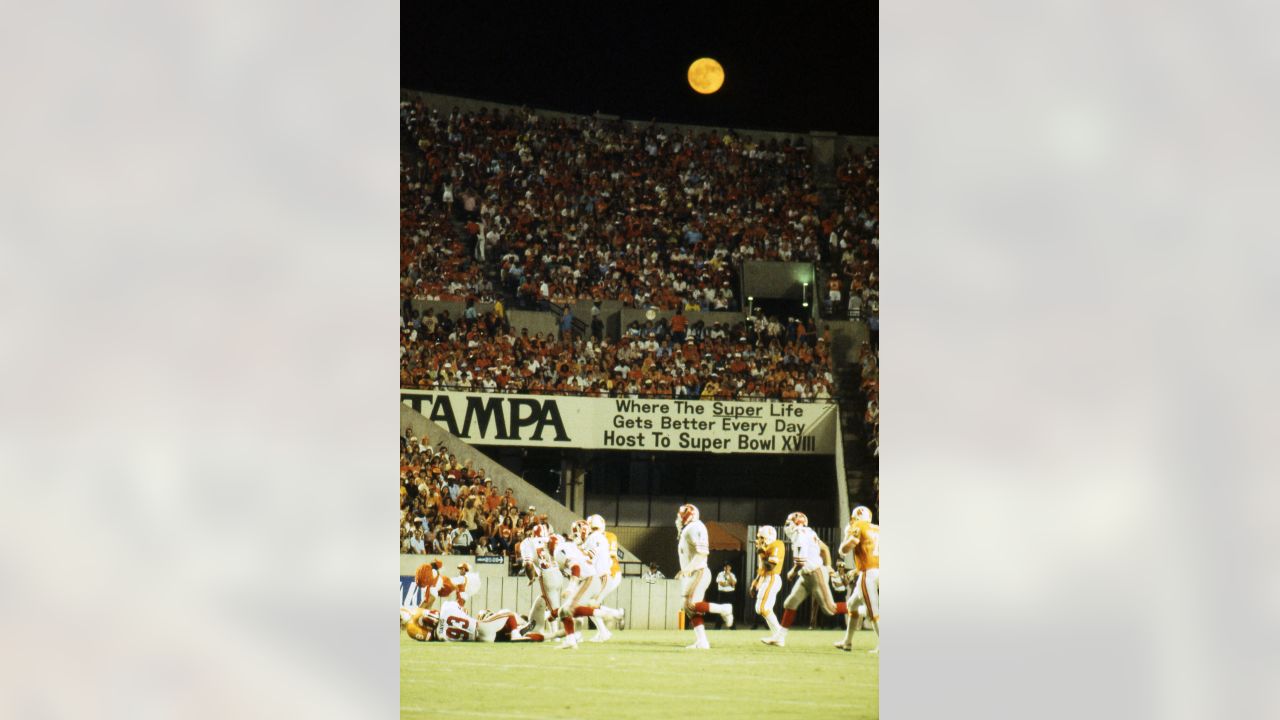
400 403 643 564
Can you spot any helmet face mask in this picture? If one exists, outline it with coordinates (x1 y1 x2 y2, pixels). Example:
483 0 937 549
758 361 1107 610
570 520 589 545
421 609 440 633
676 504 700 529
783 512 808 541
755 524 777 549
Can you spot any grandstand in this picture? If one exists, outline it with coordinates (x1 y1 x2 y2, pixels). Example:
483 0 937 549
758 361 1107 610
399 94 879 713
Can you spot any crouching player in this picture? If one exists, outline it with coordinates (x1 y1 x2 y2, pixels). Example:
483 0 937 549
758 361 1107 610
749 525 786 641
837 505 879 654
585 514 623 641
549 531 622 650
517 523 561 639
675 504 733 649
761 512 849 647
400 599 538 642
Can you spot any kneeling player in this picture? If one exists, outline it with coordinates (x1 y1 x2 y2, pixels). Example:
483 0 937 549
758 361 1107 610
762 512 849 647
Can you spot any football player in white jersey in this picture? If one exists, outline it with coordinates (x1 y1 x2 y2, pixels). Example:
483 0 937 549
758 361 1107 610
761 511 850 647
549 531 622 649
580 515 619 642
675 504 733 649
402 599 536 643
517 523 559 638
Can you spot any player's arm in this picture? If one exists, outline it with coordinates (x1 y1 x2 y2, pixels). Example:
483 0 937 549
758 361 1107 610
818 539 833 570
839 525 861 556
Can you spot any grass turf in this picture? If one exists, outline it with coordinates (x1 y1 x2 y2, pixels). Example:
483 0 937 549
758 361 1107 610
402 627 878 719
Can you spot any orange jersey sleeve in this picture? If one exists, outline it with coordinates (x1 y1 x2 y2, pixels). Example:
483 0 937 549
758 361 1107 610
606 531 620 575
852 521 880 571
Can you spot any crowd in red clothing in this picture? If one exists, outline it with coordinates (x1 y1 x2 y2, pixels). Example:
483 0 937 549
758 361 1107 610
400 99 825 311
400 309 835 401
400 431 547 559
823 146 879 321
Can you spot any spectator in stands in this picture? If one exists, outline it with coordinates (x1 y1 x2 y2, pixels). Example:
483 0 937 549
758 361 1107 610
643 562 665 583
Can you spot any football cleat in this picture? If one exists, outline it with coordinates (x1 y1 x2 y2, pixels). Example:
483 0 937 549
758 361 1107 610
685 640 710 650
720 608 734 628
760 635 785 647
557 635 579 650
676 504 700 529
589 626 612 643
852 506 873 524
833 641 852 651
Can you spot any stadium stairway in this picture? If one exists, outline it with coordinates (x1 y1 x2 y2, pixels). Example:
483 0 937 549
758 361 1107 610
399 403 644 565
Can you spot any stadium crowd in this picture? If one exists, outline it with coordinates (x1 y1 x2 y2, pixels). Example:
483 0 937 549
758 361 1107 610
823 146 878 322
400 99 825 311
856 342 879 458
400 431 547 559
400 308 835 401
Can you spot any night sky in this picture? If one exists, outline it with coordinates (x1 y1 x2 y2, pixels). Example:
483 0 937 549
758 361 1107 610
401 2 877 137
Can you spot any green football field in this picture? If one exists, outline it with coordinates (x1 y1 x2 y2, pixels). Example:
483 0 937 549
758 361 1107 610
401 627 878 719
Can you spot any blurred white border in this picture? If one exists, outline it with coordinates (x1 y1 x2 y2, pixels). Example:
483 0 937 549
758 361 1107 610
0 1 398 717
884 0 1280 717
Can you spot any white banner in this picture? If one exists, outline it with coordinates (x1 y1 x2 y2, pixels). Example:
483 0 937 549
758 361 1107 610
401 390 836 454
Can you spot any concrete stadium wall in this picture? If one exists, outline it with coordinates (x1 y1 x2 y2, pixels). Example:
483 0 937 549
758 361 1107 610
400 553 509 578
741 261 818 301
407 300 560 338
617 308 746 332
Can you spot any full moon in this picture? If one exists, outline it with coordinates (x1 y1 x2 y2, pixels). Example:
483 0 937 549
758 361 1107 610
687 57 725 95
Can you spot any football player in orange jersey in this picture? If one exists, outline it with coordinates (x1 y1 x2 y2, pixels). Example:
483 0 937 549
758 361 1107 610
837 505 879 653
749 525 787 640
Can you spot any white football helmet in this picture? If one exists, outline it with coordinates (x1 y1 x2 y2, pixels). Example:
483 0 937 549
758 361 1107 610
528 522 548 539
586 514 606 533
755 525 777 549
783 511 808 541
676 503 700 530
570 520 590 544
852 506 873 524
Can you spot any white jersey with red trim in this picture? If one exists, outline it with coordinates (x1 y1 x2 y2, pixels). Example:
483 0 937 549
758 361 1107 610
678 519 710 572
790 526 824 569
582 530 612 577
518 536 553 571
554 539 597 579
433 600 478 642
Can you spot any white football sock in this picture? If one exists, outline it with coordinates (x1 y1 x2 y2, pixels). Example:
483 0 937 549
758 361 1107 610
708 602 730 615
693 624 708 644
763 612 782 635
528 597 547 633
